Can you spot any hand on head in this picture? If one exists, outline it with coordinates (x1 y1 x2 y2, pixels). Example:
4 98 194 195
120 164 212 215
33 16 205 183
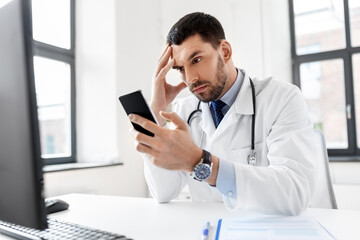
150 45 187 126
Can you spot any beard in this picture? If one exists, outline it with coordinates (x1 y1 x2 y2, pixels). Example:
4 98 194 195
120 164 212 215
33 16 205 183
190 55 227 103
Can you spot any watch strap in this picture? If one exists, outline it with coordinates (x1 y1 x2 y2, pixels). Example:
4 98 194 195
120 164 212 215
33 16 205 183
201 150 211 165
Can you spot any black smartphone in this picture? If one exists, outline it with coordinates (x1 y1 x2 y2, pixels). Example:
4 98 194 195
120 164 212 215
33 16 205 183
119 90 158 137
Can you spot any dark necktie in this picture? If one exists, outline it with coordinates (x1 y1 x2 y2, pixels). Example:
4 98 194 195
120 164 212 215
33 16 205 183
211 100 227 128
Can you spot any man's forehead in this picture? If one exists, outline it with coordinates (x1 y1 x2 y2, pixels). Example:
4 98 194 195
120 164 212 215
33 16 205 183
172 46 203 62
171 34 213 62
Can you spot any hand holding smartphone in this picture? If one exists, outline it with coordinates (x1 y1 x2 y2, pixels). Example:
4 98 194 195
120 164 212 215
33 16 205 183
119 90 158 137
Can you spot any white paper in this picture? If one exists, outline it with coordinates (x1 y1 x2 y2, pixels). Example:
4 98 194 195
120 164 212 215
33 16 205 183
215 216 336 240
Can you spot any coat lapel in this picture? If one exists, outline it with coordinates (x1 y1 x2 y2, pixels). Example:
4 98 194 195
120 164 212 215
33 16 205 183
212 72 255 140
199 101 215 138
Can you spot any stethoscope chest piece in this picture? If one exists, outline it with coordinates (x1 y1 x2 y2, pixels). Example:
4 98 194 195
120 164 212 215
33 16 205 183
247 150 257 166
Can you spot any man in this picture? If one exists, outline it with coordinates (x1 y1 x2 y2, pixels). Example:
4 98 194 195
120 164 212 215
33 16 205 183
129 12 316 215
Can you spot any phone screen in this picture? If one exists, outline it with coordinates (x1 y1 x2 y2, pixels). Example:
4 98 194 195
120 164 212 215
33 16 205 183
119 90 157 137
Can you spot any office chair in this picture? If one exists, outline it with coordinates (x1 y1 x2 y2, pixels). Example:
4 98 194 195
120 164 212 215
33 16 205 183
310 129 338 209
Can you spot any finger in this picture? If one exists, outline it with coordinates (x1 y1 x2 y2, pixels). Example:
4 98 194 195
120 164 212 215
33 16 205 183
155 46 172 77
129 114 161 135
160 111 188 130
155 48 172 77
134 141 159 156
156 58 174 81
158 44 170 62
129 127 157 147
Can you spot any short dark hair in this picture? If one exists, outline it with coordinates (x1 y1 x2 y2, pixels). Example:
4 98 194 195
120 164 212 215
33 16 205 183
166 12 226 49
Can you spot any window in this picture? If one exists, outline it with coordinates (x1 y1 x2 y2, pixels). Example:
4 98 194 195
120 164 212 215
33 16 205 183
289 0 360 158
31 0 76 165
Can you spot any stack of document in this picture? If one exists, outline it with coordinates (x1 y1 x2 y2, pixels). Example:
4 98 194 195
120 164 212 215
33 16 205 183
215 216 335 240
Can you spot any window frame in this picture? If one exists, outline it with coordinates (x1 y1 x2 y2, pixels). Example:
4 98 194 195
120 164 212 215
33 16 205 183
289 0 360 160
31 0 76 165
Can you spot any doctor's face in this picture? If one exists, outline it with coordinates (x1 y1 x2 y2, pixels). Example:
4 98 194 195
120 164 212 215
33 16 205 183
171 34 228 102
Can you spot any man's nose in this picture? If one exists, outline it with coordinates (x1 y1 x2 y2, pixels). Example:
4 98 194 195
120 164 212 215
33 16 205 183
185 69 198 85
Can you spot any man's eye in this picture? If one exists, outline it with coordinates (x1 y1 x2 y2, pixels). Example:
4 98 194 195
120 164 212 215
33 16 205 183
192 57 202 64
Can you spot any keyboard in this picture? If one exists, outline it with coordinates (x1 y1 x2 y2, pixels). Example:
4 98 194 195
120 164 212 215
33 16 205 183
0 218 132 240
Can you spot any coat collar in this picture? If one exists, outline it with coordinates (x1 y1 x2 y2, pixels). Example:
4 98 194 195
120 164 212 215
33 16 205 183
232 70 254 116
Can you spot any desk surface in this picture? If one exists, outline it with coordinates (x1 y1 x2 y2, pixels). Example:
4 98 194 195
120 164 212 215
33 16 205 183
1 193 360 240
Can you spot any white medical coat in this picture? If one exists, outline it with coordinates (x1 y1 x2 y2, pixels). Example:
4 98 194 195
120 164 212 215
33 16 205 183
144 72 317 215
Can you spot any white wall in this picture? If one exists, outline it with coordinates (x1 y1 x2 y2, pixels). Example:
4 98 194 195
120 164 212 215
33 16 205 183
44 0 360 210
44 165 130 197
114 0 162 197
76 0 118 163
330 162 360 210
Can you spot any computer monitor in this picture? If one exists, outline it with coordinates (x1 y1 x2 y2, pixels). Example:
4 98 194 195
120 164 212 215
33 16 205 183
0 0 47 230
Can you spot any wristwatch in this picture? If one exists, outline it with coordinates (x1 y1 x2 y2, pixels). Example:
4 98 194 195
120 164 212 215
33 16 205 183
192 150 213 181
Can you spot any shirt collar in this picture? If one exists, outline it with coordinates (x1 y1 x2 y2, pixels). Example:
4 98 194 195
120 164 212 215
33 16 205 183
219 68 244 107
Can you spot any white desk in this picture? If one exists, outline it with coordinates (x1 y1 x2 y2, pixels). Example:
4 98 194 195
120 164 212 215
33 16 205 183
1 193 360 240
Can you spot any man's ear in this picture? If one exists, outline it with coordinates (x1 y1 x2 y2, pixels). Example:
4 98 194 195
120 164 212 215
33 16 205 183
219 40 232 63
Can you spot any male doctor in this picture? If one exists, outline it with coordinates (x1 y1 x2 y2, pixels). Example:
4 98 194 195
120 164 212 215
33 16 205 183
129 12 317 215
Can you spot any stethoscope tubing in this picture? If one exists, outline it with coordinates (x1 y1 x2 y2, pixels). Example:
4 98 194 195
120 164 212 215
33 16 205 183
249 79 256 151
187 101 202 125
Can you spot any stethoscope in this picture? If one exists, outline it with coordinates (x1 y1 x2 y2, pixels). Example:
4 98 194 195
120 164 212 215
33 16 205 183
187 78 257 166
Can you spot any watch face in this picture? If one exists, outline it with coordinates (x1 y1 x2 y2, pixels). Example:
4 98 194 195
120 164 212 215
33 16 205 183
194 164 211 180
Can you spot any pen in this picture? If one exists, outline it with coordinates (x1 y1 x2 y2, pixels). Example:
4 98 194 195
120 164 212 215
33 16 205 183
202 221 210 240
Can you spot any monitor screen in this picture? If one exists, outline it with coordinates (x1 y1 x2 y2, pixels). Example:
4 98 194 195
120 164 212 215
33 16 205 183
0 0 47 230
